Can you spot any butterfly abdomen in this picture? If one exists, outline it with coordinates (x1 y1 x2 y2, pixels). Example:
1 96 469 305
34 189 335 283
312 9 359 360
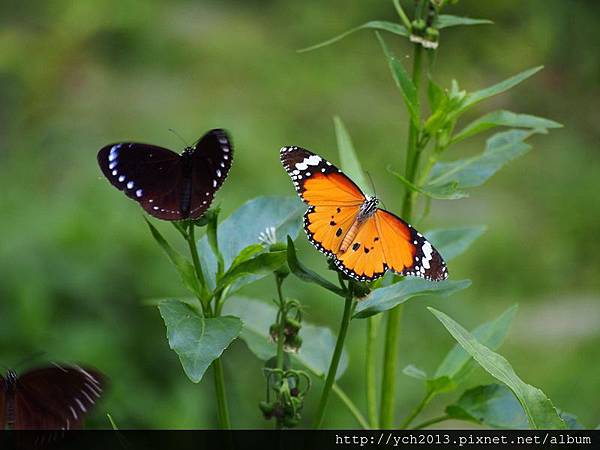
339 197 379 253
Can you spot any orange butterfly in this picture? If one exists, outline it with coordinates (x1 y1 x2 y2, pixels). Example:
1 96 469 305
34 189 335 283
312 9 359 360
280 146 448 282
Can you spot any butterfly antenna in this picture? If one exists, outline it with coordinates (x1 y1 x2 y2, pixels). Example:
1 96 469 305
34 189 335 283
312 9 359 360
168 128 191 148
365 171 378 197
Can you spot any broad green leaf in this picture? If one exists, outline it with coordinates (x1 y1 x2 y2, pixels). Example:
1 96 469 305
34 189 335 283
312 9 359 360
199 196 304 290
460 66 543 111
427 129 543 190
217 251 286 291
560 412 585 430
434 304 518 384
429 307 566 429
377 32 420 126
158 300 242 383
403 364 428 380
228 243 264 269
354 278 471 318
427 77 447 113
435 15 493 29
298 21 408 53
334 116 369 193
426 226 486 262
287 237 346 297
224 296 349 379
145 219 203 299
452 110 562 144
446 384 529 429
389 167 468 200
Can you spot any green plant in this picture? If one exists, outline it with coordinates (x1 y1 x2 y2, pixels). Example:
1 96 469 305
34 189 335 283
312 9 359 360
292 0 582 430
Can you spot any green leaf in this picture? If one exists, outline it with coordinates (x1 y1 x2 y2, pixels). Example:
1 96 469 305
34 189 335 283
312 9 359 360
287 237 346 297
435 15 493 29
389 167 468 200
158 300 242 383
434 304 518 384
426 226 486 262
199 196 304 290
376 32 420 126
334 116 369 193
460 66 543 111
452 110 562 144
427 77 448 112
228 243 264 269
224 296 349 379
354 278 471 318
217 250 286 291
446 384 529 429
560 412 585 430
145 218 203 299
427 129 543 190
429 307 567 429
298 21 408 53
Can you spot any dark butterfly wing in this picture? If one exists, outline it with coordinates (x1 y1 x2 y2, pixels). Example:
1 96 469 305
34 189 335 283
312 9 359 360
0 375 5 428
97 142 186 220
14 366 105 430
187 129 233 219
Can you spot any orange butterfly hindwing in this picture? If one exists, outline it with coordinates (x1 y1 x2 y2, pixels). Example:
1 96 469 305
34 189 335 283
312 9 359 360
280 146 447 282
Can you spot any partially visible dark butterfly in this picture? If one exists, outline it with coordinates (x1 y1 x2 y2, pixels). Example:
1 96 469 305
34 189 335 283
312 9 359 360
97 129 233 221
1 364 105 429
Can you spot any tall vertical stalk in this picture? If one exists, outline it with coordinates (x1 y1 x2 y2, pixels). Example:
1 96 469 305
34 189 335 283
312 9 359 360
313 289 355 428
366 316 380 428
185 222 231 429
379 0 428 429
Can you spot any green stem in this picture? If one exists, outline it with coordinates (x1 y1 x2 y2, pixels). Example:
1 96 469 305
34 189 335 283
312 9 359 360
185 222 231 429
275 276 286 373
413 414 450 430
379 303 404 428
212 358 231 429
379 2 427 426
313 291 354 428
332 383 370 430
366 316 380 428
393 0 413 30
399 390 434 429
186 222 209 311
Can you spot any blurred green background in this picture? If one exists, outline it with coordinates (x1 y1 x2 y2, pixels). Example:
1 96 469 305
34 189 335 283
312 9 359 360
1 0 598 428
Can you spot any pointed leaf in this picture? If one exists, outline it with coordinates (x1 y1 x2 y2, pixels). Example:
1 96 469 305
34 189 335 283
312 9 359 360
145 219 203 298
436 15 493 29
452 110 562 144
434 304 518 384
377 32 420 126
354 278 471 318
426 226 486 262
298 21 408 53
334 116 369 193
429 307 566 429
224 296 349 379
287 237 346 297
446 384 529 429
158 300 242 383
199 196 304 290
427 129 543 190
461 66 543 111
388 167 468 200
217 251 287 291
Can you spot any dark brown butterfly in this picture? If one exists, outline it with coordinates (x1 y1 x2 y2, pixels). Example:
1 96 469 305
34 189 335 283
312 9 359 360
0 365 105 429
97 128 233 221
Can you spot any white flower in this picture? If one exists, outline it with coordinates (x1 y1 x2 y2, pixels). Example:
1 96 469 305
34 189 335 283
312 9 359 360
258 226 277 246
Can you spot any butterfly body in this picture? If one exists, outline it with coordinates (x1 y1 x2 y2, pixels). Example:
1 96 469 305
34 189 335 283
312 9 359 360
98 129 233 221
0 365 105 430
281 146 447 282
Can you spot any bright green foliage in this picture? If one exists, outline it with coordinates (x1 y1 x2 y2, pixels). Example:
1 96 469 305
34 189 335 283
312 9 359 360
159 299 242 383
429 307 567 429
435 15 493 29
354 278 471 318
